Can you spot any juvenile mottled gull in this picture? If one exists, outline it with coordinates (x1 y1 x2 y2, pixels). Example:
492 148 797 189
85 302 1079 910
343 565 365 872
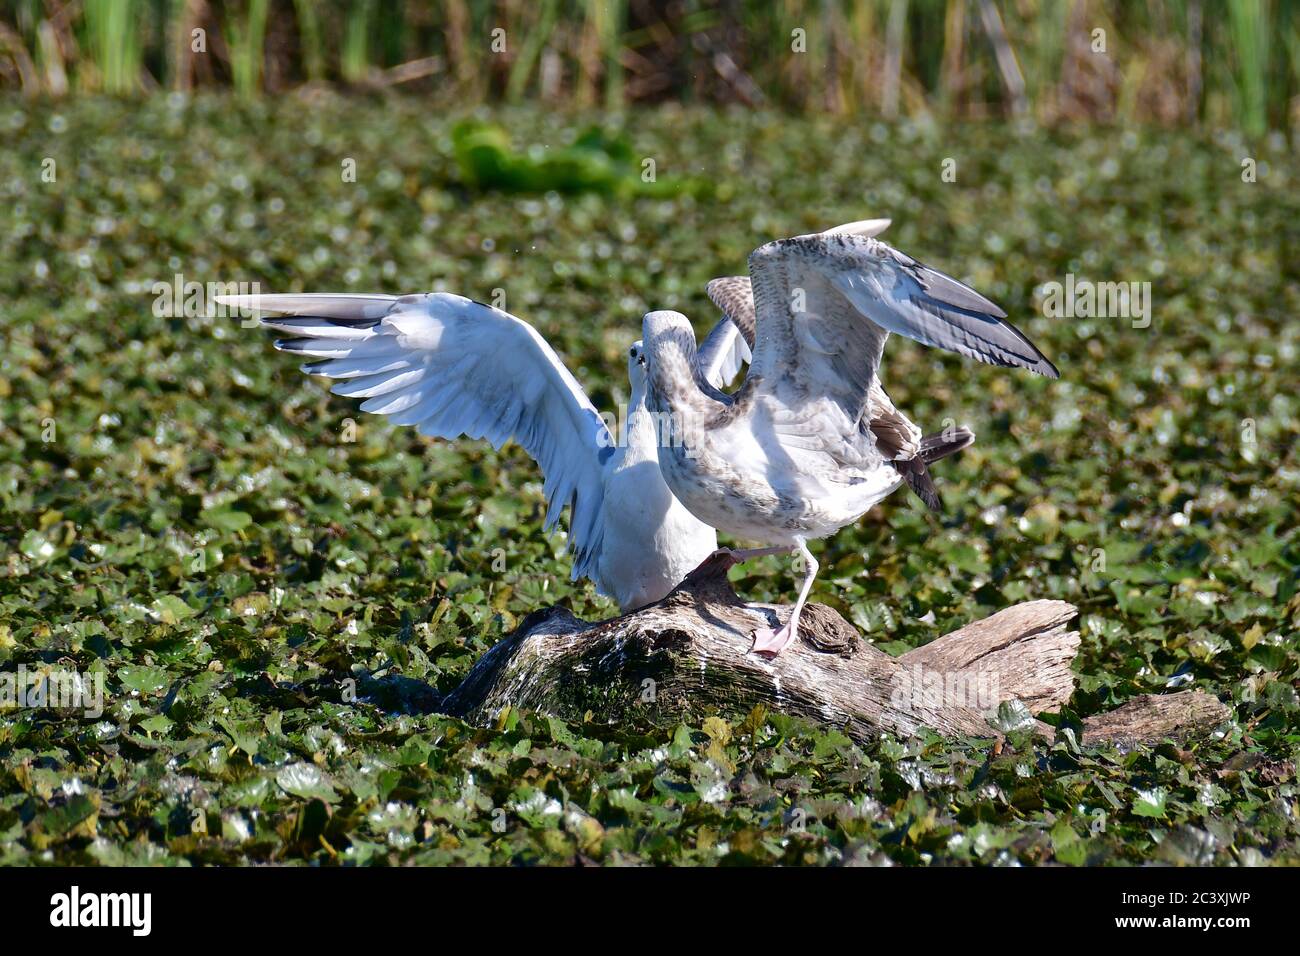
215 291 751 612
642 221 1058 656
703 220 980 511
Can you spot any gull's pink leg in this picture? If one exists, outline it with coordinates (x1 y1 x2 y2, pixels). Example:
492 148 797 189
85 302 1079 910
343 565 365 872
752 538 818 657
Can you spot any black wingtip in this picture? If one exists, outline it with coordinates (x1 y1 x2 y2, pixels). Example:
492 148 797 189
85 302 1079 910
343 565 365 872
1004 351 1059 378
996 322 1058 378
1003 335 1059 379
273 337 316 353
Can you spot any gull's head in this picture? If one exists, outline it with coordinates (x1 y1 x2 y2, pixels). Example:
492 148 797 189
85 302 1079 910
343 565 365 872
641 310 697 371
642 310 694 350
641 310 697 410
626 339 647 390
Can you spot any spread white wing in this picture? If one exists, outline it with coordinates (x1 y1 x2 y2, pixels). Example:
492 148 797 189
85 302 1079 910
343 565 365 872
216 292 614 582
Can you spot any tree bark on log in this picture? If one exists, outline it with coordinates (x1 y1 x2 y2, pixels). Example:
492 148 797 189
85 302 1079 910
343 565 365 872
440 553 1230 746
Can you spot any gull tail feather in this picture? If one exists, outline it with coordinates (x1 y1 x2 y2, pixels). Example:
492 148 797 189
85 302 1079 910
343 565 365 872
918 425 975 464
892 425 976 511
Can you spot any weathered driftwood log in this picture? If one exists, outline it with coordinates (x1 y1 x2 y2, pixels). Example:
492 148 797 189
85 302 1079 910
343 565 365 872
440 553 1229 746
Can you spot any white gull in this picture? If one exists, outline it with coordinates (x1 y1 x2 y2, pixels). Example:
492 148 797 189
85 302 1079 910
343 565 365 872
215 291 751 612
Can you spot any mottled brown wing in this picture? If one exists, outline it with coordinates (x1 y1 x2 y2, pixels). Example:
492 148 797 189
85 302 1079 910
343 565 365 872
705 276 756 350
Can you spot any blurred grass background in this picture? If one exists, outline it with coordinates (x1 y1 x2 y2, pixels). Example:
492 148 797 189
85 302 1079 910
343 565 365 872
0 0 1296 135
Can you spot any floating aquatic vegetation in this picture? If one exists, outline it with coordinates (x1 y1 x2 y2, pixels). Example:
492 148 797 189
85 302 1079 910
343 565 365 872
0 97 1295 866
452 119 710 199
